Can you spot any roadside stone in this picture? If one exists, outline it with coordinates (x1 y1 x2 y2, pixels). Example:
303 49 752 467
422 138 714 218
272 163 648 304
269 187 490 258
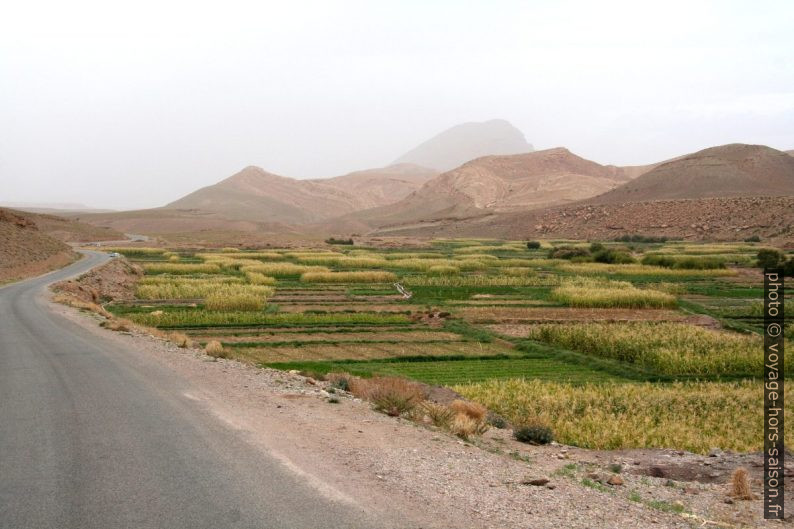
607 475 624 486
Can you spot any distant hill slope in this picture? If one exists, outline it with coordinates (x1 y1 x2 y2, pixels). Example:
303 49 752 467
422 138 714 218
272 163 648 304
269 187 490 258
393 119 533 171
26 211 124 242
326 147 638 232
164 164 436 225
0 208 77 281
590 144 794 204
370 196 794 242
371 144 794 242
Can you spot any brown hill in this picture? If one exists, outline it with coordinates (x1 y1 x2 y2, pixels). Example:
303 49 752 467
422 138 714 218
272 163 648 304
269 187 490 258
387 196 793 242
164 164 436 225
327 148 640 233
393 119 533 171
26 211 124 242
590 144 794 204
0 208 77 282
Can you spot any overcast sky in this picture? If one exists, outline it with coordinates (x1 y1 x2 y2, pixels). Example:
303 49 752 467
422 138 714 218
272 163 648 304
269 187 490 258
2 0 793 210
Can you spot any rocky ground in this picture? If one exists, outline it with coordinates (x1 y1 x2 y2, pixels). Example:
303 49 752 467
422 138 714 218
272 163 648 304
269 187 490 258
0 208 78 282
375 196 794 244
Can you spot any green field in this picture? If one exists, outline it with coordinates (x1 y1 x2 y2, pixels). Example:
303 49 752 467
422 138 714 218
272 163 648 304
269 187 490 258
104 238 793 452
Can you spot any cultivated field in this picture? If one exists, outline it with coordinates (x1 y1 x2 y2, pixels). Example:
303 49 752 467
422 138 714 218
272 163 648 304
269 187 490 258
102 238 792 454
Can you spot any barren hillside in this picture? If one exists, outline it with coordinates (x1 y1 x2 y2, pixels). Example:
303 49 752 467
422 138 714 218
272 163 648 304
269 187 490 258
27 211 124 242
327 148 639 232
393 119 533 171
590 144 794 204
164 164 435 225
374 196 794 242
0 208 77 281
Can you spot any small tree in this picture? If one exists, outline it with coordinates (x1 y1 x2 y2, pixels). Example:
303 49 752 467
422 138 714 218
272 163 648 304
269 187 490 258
757 248 786 269
526 241 541 250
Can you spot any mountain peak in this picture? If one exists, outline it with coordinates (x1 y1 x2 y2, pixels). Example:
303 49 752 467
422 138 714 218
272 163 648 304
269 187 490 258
393 119 533 172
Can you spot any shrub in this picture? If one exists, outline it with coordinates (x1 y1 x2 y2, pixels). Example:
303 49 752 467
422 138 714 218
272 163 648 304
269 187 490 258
589 242 605 253
730 467 755 500
205 340 228 358
168 255 180 262
326 372 351 392
744 235 761 243
526 241 541 250
785 259 794 277
614 234 668 243
325 237 354 245
514 423 554 445
101 318 131 332
487 414 508 429
548 246 590 260
169 332 193 348
449 399 487 421
642 254 725 270
450 414 489 440
349 376 425 417
420 402 456 428
592 249 635 264
757 248 786 269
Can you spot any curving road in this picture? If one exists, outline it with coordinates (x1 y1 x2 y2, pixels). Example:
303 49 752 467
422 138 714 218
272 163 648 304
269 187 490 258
0 252 395 529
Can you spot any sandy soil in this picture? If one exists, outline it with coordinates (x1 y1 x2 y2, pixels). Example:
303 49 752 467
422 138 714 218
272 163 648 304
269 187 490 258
51 301 794 529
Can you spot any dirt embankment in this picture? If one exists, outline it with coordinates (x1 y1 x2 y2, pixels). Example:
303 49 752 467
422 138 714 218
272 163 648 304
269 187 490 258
52 257 142 304
0 208 78 282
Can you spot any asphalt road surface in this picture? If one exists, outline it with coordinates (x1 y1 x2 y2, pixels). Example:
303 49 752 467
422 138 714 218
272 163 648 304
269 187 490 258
0 252 397 529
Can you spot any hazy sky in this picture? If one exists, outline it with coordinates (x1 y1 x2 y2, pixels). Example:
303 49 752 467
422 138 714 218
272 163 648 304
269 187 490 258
2 0 793 209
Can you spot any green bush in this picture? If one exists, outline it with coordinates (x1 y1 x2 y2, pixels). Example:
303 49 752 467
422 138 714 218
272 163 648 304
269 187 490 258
526 241 542 250
325 237 354 245
549 246 590 260
757 248 786 269
589 242 605 253
614 234 668 243
744 235 761 243
514 424 554 445
593 249 635 264
642 254 725 270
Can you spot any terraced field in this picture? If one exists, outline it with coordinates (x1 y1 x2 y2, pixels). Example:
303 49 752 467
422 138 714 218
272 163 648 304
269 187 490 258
104 238 793 453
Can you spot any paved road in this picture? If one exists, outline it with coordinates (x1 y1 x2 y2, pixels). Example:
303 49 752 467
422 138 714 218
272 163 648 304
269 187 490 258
0 253 394 529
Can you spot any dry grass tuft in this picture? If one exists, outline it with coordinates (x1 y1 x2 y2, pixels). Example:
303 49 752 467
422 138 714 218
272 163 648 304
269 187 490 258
450 414 489 440
100 318 132 332
169 332 193 348
730 467 756 500
449 399 487 421
420 402 456 428
349 376 426 416
205 340 228 358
